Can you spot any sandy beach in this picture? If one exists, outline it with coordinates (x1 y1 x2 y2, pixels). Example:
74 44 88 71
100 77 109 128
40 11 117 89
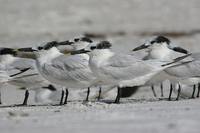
1 0 200 133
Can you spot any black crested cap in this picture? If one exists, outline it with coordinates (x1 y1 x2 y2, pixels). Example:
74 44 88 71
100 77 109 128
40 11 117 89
38 40 73 50
37 46 43 50
0 48 16 55
74 38 80 42
151 36 170 44
90 46 97 50
42 41 58 50
58 40 74 46
74 37 93 43
18 47 35 52
81 37 93 43
96 41 112 49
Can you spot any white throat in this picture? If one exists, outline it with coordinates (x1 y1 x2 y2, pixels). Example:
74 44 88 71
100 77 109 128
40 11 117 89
89 49 114 68
147 43 183 61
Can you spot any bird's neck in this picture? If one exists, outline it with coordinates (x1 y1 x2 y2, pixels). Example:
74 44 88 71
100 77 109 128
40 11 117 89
148 46 184 61
37 47 63 64
89 49 114 67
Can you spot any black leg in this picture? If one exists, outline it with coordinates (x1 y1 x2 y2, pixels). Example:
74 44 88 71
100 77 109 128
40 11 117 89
197 83 200 98
191 85 196 98
168 84 173 101
98 87 102 101
151 85 157 97
0 90 2 104
85 87 90 102
22 90 29 105
176 84 181 101
114 87 121 104
60 90 65 105
160 83 164 97
63 88 69 104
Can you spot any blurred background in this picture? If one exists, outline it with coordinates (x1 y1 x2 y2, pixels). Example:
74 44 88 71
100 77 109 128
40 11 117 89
1 0 200 49
1 0 200 104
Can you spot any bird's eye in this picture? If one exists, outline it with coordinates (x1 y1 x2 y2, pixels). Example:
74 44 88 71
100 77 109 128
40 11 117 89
74 38 80 42
38 46 43 50
150 41 155 44
90 46 96 50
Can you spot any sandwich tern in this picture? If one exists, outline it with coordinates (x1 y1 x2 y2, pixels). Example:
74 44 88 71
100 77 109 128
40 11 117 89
18 38 139 102
87 40 191 103
0 48 33 104
132 36 199 100
0 48 64 105
17 37 97 104
0 48 17 104
133 36 189 98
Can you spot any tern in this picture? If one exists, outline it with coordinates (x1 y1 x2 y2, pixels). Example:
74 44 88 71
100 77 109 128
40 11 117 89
132 36 199 100
0 47 65 105
87 40 191 103
17 37 97 104
0 48 34 105
0 48 17 104
16 38 136 102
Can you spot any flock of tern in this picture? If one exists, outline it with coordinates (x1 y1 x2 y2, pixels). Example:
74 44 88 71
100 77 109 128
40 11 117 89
0 35 198 105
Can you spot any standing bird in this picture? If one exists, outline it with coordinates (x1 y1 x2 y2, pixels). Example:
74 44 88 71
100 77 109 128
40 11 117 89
0 47 62 105
133 36 189 98
132 36 200 100
87 41 190 103
0 48 17 104
17 38 97 104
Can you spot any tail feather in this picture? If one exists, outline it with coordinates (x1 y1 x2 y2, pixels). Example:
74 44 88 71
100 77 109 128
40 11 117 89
11 73 39 79
10 67 31 77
